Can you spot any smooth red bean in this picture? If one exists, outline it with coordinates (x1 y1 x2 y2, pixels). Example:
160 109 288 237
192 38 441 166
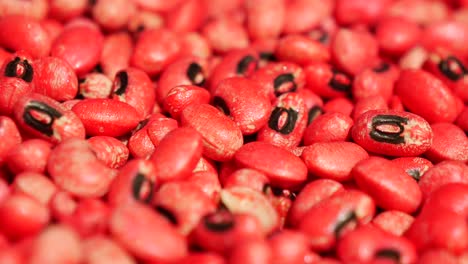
331 28 379 76
202 17 249 54
110 203 188 262
302 142 369 182
0 192 50 241
418 160 468 199
352 156 422 213
100 32 133 79
82 235 136 264
50 24 103 76
0 116 22 164
235 141 308 189
303 112 353 145
0 15 51 58
5 139 52 174
130 28 181 76
376 16 421 56
245 0 285 40
425 122 468 163
12 172 56 205
72 98 141 137
395 69 459 123
288 179 344 227
150 127 203 183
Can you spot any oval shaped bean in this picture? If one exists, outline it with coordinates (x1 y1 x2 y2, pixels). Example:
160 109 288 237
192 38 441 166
352 156 422 213
234 141 307 189
352 110 433 156
181 103 243 162
302 142 369 182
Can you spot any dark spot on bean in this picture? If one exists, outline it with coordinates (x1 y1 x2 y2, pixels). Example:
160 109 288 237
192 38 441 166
155 206 178 225
23 101 62 137
273 73 297 96
236 55 258 75
375 248 401 262
93 64 103 73
134 118 150 133
373 62 390 73
259 52 276 62
370 115 408 144
438 56 467 81
328 69 351 92
113 71 129 95
187 63 205 86
132 173 154 203
334 211 357 237
268 107 298 135
4 57 34 82
406 169 421 181
203 210 235 232
212 96 230 116
308 105 323 125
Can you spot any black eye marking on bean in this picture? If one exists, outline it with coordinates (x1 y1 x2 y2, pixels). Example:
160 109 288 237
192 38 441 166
373 62 390 73
328 69 351 92
203 211 235 232
114 71 129 95
375 248 401 262
23 101 62 137
187 62 205 86
273 73 296 96
334 211 357 237
259 52 276 62
268 107 299 135
212 96 230 116
236 55 257 74
5 57 34 82
155 206 178 225
307 105 323 125
406 168 421 182
438 56 467 81
370 115 409 144
132 173 154 203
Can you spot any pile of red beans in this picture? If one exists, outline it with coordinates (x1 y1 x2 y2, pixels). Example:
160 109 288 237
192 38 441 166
0 0 468 263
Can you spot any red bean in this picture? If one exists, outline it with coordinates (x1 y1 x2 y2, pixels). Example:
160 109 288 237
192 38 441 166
100 32 133 79
302 142 369 182
0 15 51 58
82 235 136 264
110 203 188 262
418 160 468 200
47 138 115 198
245 0 285 40
181 103 243 162
150 127 203 183
425 122 468 163
352 156 422 213
303 112 353 145
14 93 86 144
111 68 155 119
33 56 78 102
0 116 22 164
163 85 211 120
337 225 417 264
87 136 129 169
371 210 414 236
72 98 141 137
6 139 52 174
335 0 392 26
395 69 459 123
352 110 433 157
12 172 56 205
213 77 271 135
153 181 217 235
0 192 50 241
50 24 103 76
130 28 181 76
234 141 307 189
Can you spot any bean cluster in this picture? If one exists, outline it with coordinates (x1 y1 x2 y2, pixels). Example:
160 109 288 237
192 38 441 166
0 0 467 263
